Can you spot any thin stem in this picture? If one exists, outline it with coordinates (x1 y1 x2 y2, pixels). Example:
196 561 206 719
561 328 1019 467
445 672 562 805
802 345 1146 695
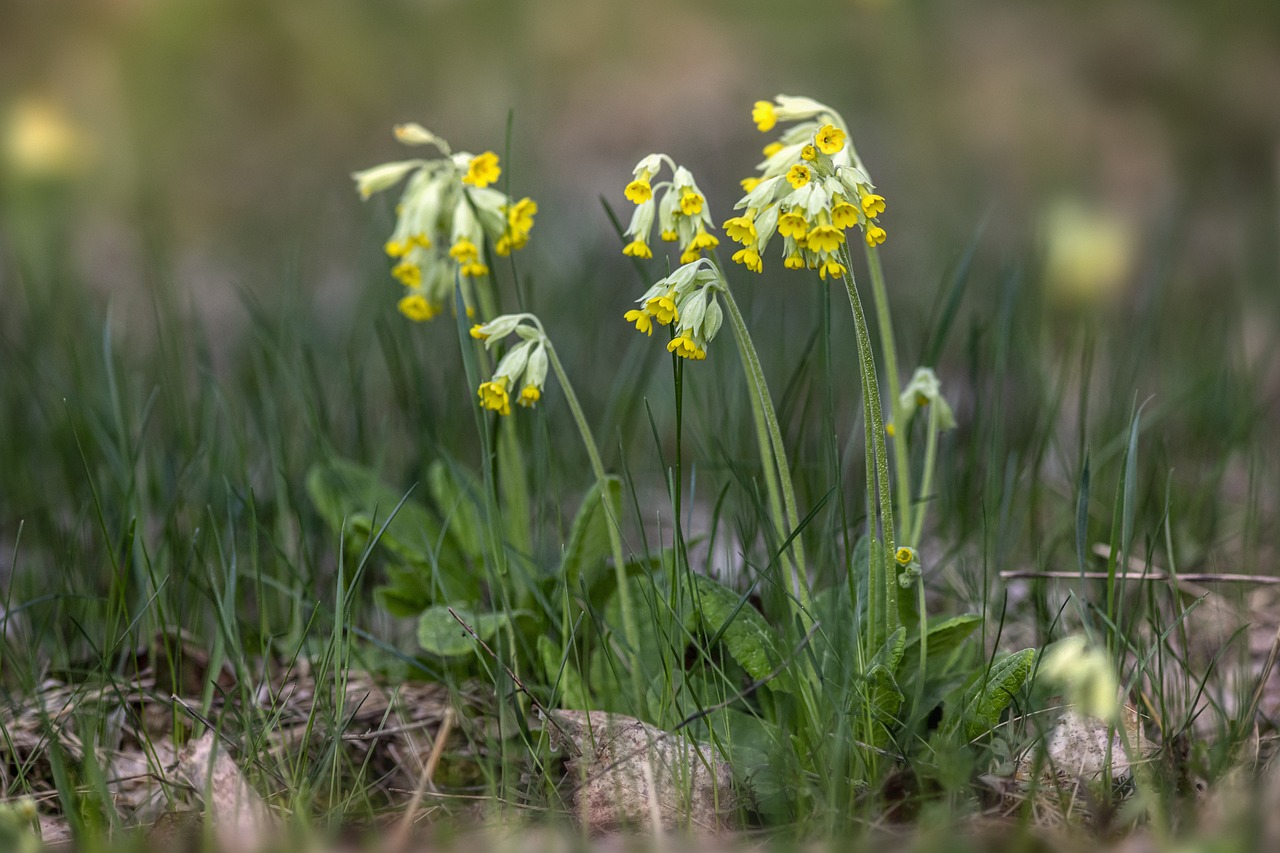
840 247 898 640
910 399 942 547
544 342 644 706
719 287 811 614
866 246 913 543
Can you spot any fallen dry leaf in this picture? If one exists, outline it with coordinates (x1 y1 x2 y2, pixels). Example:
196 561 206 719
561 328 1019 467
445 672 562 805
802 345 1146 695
176 731 275 851
548 710 737 834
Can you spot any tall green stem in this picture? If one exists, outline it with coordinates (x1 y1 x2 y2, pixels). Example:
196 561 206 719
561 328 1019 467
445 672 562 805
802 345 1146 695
840 247 898 642
865 246 913 544
544 342 644 705
719 287 811 616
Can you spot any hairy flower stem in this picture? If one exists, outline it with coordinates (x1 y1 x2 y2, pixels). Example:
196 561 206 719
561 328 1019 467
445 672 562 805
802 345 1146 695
865 246 913 544
719 287 812 618
840 247 898 644
544 342 644 705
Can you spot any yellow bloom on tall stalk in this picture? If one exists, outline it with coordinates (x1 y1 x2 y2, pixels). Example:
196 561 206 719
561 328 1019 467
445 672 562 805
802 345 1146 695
723 96 888 274
623 259 725 361
352 124 537 320
469 314 551 416
619 154 720 266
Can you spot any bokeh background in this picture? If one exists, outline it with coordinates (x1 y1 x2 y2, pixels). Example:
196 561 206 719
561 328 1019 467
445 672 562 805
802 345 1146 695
2 0 1278 587
5 0 1278 335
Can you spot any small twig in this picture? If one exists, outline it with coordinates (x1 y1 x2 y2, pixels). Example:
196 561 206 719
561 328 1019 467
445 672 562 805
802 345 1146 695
388 707 454 853
446 607 582 758
341 718 438 742
999 570 1280 585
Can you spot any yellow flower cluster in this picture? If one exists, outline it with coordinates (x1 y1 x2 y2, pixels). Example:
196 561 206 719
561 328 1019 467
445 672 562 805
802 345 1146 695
469 314 549 415
352 123 537 322
621 153 720 265
623 259 725 361
727 96 887 278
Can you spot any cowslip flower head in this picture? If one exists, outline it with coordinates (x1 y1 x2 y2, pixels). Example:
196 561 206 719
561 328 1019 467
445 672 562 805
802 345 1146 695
1038 636 1119 721
353 126 536 321
725 96 887 275
624 259 725 361
470 314 550 415
619 154 719 266
890 367 957 434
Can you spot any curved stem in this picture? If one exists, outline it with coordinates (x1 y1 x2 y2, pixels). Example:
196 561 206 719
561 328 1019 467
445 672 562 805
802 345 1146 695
840 247 898 640
719 287 811 614
865 246 913 543
910 399 941 547
544 342 644 705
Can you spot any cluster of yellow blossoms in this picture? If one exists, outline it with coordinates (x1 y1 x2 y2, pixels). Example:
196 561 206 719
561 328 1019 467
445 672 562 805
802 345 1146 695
352 123 537 322
620 153 720 264
623 259 724 360
726 96 886 278
469 314 549 416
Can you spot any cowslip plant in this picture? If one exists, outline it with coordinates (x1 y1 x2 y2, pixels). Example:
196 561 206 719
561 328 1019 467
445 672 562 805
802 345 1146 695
352 123 537 321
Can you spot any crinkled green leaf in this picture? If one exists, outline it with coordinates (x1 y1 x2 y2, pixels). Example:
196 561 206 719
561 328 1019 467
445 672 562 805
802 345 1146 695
957 648 1037 740
427 459 485 560
902 614 983 675
692 575 792 694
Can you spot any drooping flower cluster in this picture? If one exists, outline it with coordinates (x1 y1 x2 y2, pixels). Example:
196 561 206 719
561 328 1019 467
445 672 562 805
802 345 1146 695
353 123 537 322
469 314 549 415
624 260 724 360
886 367 956 437
621 154 720 265
725 96 887 278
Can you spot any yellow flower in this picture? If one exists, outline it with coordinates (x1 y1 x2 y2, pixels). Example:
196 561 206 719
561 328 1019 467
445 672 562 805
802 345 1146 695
623 239 653 259
800 144 817 162
732 246 763 273
660 229 679 242
815 124 846 155
688 229 719 252
385 239 411 257
518 385 541 407
740 176 761 193
460 261 489 278
477 377 511 415
885 422 896 438
818 259 846 280
864 225 887 247
398 293 438 322
762 142 784 158
507 197 538 232
625 179 653 204
777 211 808 240
860 193 886 218
463 151 501 188
806 224 844 254
752 100 777 132
832 201 859 230
723 215 757 245
469 323 489 340
392 261 422 287
680 189 705 216
645 294 679 325
667 334 707 360
449 237 479 262
895 546 914 565
786 163 811 189
679 245 701 264
784 253 805 270
624 308 653 336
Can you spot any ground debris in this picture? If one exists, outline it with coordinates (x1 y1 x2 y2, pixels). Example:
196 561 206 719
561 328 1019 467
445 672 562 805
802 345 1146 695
548 709 738 835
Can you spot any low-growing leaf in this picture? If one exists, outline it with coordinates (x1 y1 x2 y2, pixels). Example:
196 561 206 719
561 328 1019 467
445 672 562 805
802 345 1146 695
427 459 485 560
692 575 792 694
560 477 622 590
902 614 983 672
417 606 513 658
956 648 1037 740
538 634 588 710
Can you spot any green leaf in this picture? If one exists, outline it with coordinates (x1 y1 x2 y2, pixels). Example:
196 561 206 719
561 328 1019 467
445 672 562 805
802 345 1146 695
870 626 907 673
956 648 1037 740
427 459 485 560
416 606 512 658
538 635 588 710
692 575 792 694
863 664 904 724
374 564 434 618
559 476 622 589
902 614 983 673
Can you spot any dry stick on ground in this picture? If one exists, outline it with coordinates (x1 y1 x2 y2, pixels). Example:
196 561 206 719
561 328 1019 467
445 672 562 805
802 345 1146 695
446 607 582 758
388 706 455 853
999 571 1280 585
